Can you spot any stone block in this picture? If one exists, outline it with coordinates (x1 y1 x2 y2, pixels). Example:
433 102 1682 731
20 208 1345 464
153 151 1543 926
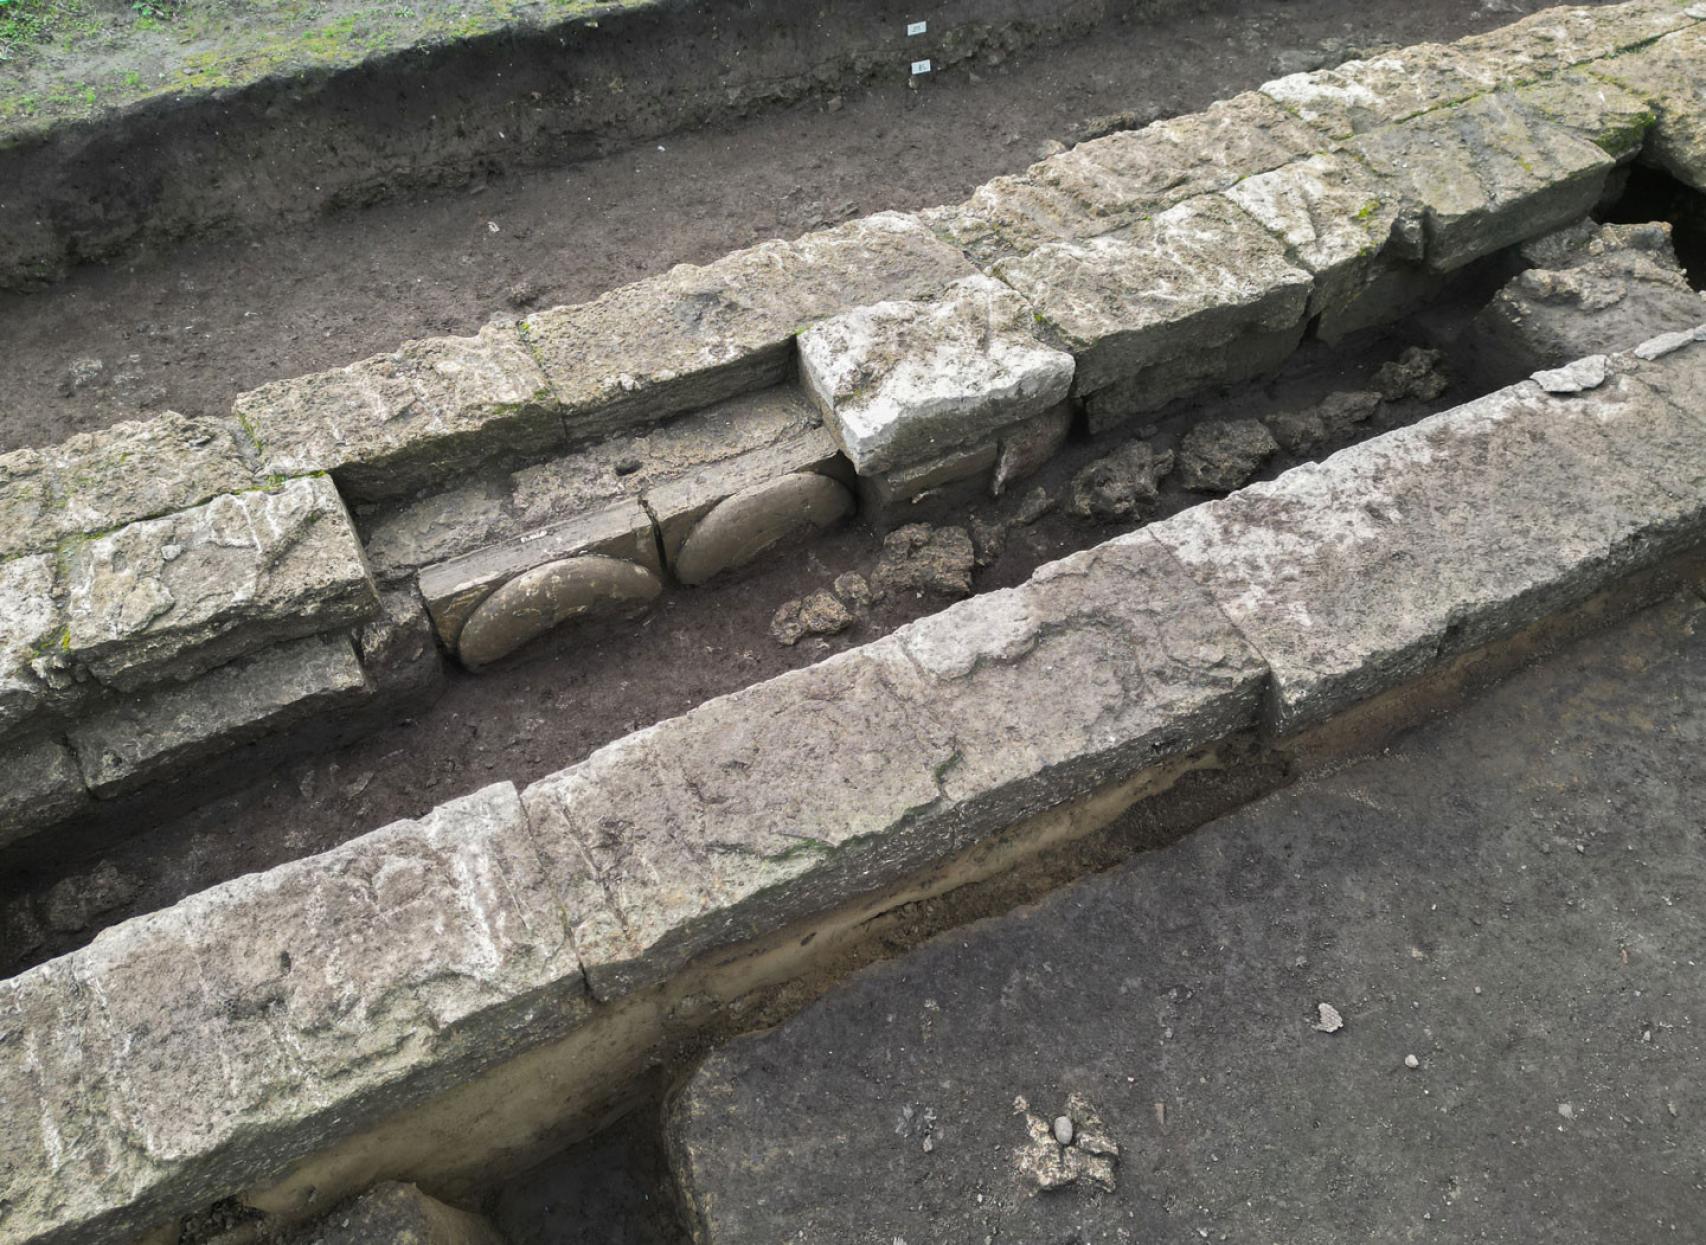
520 529 1265 1001
417 499 659 646
0 783 585 1245
1455 0 1701 83
1510 70 1659 163
798 275 1075 475
68 633 371 798
62 476 380 691
1223 152 1404 321
995 195 1312 402
354 584 446 705
1081 322 1304 435
1592 26 1706 191
991 403 1073 496
1 412 259 561
234 321 560 503
1149 345 1706 733
1348 92 1617 273
525 212 975 444
1260 43 1504 141
309 1182 506 1245
856 441 1000 530
0 553 66 739
0 734 91 849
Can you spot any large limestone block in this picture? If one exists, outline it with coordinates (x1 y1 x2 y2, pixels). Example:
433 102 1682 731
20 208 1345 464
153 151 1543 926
524 213 975 443
0 412 255 560
0 553 66 738
0 734 91 849
521 530 1265 1001
798 275 1075 475
928 93 1322 264
234 321 560 502
1223 152 1404 321
1510 69 1659 162
1149 344 1706 733
62 476 380 691
68 633 371 798
1348 92 1616 272
1592 26 1706 190
0 784 584 1245
1260 43 1504 141
995 196 1312 405
1456 0 1702 83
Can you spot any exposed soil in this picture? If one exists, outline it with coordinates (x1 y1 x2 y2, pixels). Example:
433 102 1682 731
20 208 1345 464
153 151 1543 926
0 0 1607 452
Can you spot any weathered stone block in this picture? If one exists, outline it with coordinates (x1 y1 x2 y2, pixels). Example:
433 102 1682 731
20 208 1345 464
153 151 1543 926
0 783 584 1245
520 530 1265 1001
1592 26 1706 191
309 1182 506 1245
1348 92 1616 272
0 734 90 849
525 213 975 444
0 553 65 739
1223 152 1404 321
928 93 1323 264
1149 344 1706 732
1456 0 1701 83
995 196 1312 402
62 476 380 691
798 275 1075 475
856 441 1000 529
1080 322 1305 435
69 633 371 798
354 584 446 705
1510 70 1659 162
1260 43 1504 141
417 499 659 645
234 321 560 503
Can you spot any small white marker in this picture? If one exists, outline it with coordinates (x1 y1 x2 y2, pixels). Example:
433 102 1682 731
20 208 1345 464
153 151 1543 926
907 20 927 36
911 58 932 75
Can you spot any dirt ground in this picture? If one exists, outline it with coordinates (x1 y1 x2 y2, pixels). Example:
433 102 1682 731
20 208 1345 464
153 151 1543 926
0 0 1601 453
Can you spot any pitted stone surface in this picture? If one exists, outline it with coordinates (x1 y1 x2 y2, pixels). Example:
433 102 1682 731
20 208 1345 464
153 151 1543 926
0 554 65 738
1150 343 1706 732
1591 25 1706 190
671 471 854 586
995 195 1312 400
235 320 559 502
1223 152 1402 321
1348 92 1616 273
0 412 256 560
928 92 1322 264
0 734 90 848
0 783 583 1245
798 275 1075 475
1510 69 1658 162
62 476 380 691
456 555 663 669
68 633 371 797
1260 42 1504 141
521 530 1264 1001
1455 0 1702 82
525 212 975 443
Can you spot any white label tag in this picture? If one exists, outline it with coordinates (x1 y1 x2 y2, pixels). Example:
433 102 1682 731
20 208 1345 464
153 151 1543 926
911 58 932 75
907 20 927 35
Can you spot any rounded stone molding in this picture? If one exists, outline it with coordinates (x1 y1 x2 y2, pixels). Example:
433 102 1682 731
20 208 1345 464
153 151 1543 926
674 472 854 586
457 555 662 669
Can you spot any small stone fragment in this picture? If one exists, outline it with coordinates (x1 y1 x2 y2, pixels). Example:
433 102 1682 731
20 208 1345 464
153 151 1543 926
1534 356 1610 394
1011 486 1056 527
870 524 976 599
1065 441 1174 521
770 590 855 646
41 861 142 934
1314 1002 1345 1033
1052 1115 1075 1146
832 572 873 609
1375 347 1451 403
968 514 1008 566
1175 420 1279 493
1404 1053 1421 1069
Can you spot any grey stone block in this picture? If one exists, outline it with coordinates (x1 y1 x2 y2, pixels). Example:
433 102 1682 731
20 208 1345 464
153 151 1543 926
855 441 1000 530
1591 26 1706 192
1510 70 1659 163
234 321 561 503
1149 342 1706 733
0 553 66 739
995 195 1312 403
0 734 90 848
928 92 1320 265
0 412 256 561
525 212 975 444
1260 42 1505 141
354 584 446 705
417 498 659 646
68 633 371 798
1454 0 1700 82
1080 321 1306 435
798 275 1075 476
520 529 1265 1001
62 476 380 691
0 783 584 1245
1347 93 1616 273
